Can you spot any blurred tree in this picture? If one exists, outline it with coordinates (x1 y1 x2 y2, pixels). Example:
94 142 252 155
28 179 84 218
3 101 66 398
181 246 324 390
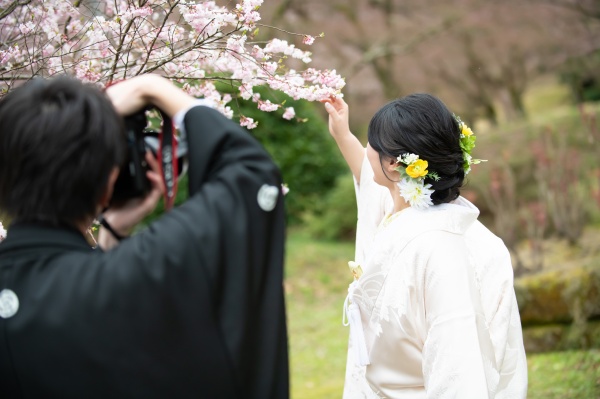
560 50 600 102
261 0 600 125
481 163 526 274
432 32 500 124
542 0 600 19
260 0 464 127
418 1 597 121
533 128 588 245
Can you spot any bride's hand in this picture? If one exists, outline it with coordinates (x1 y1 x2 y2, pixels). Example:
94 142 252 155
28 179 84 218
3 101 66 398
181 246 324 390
323 96 351 139
322 95 364 182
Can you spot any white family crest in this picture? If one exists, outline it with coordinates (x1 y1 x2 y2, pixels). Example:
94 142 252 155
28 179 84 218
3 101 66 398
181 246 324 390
0 289 19 319
257 184 279 212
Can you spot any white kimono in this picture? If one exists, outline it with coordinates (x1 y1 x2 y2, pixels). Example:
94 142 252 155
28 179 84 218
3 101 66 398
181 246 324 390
343 155 528 399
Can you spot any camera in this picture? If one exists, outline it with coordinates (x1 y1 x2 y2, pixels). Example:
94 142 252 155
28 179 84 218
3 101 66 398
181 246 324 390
111 109 188 206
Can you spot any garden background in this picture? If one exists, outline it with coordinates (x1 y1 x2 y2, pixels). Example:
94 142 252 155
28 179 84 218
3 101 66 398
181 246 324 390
252 1 600 397
1 0 600 397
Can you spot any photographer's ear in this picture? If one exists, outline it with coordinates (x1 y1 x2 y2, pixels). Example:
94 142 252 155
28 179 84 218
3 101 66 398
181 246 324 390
100 167 120 209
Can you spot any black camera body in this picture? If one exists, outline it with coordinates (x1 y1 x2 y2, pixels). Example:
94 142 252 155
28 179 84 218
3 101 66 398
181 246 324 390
111 109 188 206
111 111 150 205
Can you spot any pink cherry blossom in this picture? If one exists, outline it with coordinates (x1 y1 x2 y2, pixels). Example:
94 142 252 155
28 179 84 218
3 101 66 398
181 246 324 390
283 107 296 120
258 100 279 112
303 35 315 46
0 0 345 124
240 116 258 129
0 221 6 241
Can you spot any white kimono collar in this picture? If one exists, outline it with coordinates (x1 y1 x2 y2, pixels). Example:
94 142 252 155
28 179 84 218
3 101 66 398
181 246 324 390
390 196 480 238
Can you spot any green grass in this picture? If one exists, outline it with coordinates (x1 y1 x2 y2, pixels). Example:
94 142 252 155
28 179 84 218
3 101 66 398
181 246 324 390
285 231 351 398
285 232 600 398
528 350 600 399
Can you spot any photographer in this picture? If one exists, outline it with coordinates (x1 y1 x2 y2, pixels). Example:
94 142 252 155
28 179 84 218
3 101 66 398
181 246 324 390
0 75 288 398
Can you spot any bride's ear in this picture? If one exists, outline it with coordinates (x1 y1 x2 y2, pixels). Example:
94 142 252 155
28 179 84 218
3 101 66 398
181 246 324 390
385 157 399 174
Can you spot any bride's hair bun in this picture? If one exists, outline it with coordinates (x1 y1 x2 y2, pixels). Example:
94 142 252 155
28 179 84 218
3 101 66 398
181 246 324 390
368 93 465 205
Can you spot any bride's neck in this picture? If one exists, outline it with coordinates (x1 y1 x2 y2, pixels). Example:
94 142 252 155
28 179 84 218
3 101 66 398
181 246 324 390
388 183 410 214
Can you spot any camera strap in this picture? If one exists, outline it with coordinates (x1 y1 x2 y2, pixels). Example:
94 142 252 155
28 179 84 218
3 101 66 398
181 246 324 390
158 112 178 210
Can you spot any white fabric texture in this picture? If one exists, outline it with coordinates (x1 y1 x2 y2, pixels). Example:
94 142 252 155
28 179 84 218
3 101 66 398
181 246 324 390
343 154 528 399
353 151 394 268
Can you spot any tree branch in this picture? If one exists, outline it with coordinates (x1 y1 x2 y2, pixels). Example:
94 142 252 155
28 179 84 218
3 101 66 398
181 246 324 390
0 0 32 21
135 1 180 75
346 14 460 80
107 18 136 84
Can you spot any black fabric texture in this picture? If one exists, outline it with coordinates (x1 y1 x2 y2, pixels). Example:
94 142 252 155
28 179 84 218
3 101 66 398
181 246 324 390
0 106 289 398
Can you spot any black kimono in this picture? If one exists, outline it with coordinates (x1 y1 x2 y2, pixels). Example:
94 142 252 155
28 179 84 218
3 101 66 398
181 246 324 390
0 106 289 398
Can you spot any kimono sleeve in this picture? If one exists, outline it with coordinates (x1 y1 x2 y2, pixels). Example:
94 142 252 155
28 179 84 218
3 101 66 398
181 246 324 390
421 231 492 399
353 151 393 264
105 106 288 398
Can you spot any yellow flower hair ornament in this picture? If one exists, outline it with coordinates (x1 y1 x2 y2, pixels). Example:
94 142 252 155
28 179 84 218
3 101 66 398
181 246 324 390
395 153 440 210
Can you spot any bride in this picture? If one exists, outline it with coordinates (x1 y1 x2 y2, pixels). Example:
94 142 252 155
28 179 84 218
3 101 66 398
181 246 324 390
323 94 528 398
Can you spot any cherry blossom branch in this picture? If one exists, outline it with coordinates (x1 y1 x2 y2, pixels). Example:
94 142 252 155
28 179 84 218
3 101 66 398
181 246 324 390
0 0 345 127
135 0 179 75
107 18 136 84
0 0 32 21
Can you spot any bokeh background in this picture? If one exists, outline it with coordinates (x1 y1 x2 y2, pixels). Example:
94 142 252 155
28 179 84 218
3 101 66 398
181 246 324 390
241 1 600 397
1 0 599 397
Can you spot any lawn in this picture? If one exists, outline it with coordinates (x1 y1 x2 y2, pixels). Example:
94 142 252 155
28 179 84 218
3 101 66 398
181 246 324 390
285 232 600 398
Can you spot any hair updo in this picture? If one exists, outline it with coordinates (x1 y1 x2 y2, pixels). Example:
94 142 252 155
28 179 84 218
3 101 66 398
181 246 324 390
367 93 465 205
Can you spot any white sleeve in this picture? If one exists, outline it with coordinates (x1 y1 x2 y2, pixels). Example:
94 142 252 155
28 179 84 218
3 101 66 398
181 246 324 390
173 99 218 138
353 152 393 264
421 232 492 399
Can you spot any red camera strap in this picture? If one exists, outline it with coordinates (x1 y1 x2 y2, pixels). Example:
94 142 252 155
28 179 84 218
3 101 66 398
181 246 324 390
158 112 178 210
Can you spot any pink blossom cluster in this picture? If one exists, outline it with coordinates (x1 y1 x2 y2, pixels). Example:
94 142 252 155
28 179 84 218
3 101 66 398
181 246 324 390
303 35 315 46
266 69 345 102
0 221 5 242
235 0 263 29
240 116 258 129
0 0 344 129
282 107 296 120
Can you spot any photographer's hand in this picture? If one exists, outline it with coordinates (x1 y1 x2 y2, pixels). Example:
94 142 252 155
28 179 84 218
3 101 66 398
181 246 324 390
99 152 165 250
106 74 196 118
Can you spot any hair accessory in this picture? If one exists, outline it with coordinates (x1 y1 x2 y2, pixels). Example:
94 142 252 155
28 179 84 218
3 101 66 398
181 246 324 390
394 115 485 209
455 115 486 174
395 153 439 210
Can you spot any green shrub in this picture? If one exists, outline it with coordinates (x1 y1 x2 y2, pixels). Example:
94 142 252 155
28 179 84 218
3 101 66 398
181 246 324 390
225 86 346 224
303 174 357 241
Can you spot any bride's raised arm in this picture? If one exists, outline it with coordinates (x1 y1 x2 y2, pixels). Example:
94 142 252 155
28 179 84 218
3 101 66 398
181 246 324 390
323 96 365 183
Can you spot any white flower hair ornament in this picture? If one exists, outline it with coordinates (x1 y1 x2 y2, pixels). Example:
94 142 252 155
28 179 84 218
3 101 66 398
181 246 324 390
395 154 438 210
395 116 485 210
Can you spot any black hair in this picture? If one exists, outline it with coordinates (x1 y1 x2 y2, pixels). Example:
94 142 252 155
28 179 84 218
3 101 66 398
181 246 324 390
367 93 465 205
0 76 126 227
